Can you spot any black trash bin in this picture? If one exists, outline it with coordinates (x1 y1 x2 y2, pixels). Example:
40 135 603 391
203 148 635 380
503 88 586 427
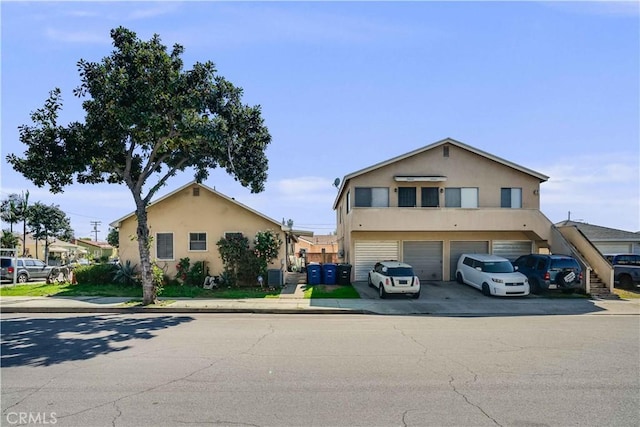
336 264 352 285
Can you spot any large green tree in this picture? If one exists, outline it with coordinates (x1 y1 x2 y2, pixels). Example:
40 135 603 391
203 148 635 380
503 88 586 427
27 202 73 263
1 191 30 254
7 27 271 304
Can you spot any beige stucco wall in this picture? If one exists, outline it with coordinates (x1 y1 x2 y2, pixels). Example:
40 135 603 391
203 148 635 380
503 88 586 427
334 142 552 280
117 185 286 278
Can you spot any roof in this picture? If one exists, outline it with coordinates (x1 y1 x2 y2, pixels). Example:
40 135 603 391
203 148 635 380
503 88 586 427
333 137 549 209
75 239 113 249
299 235 338 245
109 181 285 230
555 220 640 242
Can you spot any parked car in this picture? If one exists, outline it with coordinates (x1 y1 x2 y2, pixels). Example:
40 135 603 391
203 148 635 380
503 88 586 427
67 258 91 268
456 254 529 297
512 254 582 294
368 261 421 299
604 254 640 289
0 256 55 283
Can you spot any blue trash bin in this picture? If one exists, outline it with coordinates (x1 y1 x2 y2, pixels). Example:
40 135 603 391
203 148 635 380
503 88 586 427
322 263 337 285
306 263 322 285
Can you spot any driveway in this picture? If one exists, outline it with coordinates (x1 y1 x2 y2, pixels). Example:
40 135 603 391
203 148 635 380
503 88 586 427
353 280 491 301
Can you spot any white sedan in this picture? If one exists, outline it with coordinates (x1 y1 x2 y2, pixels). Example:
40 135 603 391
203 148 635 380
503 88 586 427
368 261 421 299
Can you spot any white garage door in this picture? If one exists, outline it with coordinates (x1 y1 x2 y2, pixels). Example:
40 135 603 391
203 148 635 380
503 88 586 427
354 241 399 282
403 241 443 281
492 240 532 261
595 243 632 255
450 241 489 280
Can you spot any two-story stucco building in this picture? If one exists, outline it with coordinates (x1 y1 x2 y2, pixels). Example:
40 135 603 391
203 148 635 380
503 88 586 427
333 138 560 282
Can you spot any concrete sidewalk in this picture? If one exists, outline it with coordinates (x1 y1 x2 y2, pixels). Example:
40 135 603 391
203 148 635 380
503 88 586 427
1 292 639 316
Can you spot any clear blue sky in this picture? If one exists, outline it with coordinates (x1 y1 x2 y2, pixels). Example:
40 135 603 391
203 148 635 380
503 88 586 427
1 1 639 239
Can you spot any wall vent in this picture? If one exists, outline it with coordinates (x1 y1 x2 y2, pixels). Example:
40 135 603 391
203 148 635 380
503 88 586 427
443 146 450 157
193 187 200 196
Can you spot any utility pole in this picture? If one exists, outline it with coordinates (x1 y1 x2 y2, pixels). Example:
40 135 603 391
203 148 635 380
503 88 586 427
90 221 101 242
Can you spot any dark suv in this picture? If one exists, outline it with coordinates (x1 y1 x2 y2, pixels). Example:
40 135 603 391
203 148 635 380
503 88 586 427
0 257 55 283
512 254 582 294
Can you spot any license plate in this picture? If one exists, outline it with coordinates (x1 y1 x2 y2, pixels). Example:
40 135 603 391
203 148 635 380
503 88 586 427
548 284 557 290
398 280 408 285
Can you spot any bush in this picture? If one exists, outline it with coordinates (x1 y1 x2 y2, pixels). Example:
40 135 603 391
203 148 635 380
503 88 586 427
113 260 140 286
75 263 116 285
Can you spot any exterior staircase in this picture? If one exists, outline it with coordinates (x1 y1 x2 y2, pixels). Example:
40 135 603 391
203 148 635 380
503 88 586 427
588 271 618 299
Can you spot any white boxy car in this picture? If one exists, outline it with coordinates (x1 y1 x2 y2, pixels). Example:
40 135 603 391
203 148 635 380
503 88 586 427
456 254 529 297
368 261 421 299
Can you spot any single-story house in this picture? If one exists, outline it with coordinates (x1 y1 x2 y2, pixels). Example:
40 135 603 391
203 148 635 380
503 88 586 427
73 239 117 261
297 235 339 264
555 220 640 255
109 181 307 282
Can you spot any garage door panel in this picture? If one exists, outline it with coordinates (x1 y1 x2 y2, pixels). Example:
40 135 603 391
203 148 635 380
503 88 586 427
492 240 532 262
450 241 489 280
403 241 443 281
596 243 632 255
354 241 399 282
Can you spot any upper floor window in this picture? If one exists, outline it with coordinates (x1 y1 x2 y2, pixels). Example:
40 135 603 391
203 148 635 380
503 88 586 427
501 188 522 208
398 187 416 207
346 191 351 214
189 232 207 251
445 188 478 208
156 232 174 260
421 187 439 207
355 187 389 207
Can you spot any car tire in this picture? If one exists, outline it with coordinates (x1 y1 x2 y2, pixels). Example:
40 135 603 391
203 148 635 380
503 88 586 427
619 275 634 290
17 273 28 284
530 279 541 295
456 272 463 284
368 274 374 288
482 283 491 297
412 291 420 299
379 283 387 299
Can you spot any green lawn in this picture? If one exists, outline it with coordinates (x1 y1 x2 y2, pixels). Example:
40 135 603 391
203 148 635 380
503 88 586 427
303 284 361 299
613 288 640 299
0 282 281 299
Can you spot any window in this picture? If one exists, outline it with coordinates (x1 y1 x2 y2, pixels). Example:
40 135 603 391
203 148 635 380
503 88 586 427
501 188 522 208
156 233 174 260
398 187 416 207
445 188 478 208
421 187 439 207
189 232 207 251
225 232 243 240
354 187 389 207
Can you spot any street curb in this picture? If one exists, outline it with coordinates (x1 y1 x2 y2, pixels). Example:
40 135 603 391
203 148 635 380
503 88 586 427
0 307 372 315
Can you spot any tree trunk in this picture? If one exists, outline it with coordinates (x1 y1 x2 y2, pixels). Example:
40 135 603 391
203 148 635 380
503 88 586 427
136 205 156 305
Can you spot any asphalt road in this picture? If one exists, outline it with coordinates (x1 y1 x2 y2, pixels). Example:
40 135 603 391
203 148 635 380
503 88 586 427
1 313 638 427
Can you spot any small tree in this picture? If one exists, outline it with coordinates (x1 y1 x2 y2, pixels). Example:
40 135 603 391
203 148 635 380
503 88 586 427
106 227 119 248
253 230 283 276
1 230 20 256
7 27 271 305
216 234 250 286
1 192 29 254
27 202 73 263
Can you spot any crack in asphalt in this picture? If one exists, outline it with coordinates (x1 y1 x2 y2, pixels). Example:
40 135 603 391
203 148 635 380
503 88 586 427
176 421 261 426
241 324 275 355
448 375 502 427
52 358 225 423
111 401 122 427
1 365 79 415
393 325 429 366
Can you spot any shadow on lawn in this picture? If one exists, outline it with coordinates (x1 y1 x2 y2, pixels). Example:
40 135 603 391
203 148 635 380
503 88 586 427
0 314 194 367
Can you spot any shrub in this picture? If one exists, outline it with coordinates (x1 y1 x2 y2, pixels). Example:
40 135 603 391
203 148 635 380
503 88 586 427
75 263 116 285
113 260 140 286
152 262 165 296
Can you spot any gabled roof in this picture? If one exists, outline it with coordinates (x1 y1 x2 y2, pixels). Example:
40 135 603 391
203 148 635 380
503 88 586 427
333 137 549 209
75 239 113 249
555 220 640 242
109 181 285 230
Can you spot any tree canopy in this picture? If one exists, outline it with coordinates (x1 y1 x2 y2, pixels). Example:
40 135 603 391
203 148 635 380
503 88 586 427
6 27 272 304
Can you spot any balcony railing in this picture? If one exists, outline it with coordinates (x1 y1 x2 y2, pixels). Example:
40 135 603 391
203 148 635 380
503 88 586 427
345 207 553 240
